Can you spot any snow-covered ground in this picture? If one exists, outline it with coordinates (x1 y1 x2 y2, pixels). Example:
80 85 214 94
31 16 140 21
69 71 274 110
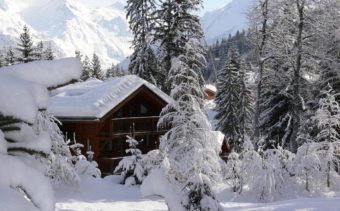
55 176 167 211
56 176 340 211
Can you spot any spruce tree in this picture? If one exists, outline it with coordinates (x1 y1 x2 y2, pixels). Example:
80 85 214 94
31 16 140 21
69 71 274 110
158 39 222 210
16 25 36 63
44 44 55 60
126 0 160 85
81 56 93 81
5 47 15 66
215 47 243 152
154 0 204 93
36 41 44 60
92 53 103 80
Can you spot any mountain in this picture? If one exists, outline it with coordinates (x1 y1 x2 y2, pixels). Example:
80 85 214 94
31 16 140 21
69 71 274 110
0 0 132 67
202 0 254 43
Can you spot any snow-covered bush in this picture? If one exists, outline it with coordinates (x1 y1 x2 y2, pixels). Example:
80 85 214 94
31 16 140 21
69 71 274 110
239 139 295 201
70 139 101 178
294 143 322 192
181 174 222 211
114 136 144 185
223 152 242 193
0 58 82 211
140 149 163 175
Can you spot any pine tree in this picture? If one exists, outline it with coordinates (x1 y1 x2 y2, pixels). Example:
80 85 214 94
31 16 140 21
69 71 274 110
158 39 222 210
154 0 204 93
215 47 244 152
16 25 36 63
36 41 44 60
114 136 144 185
81 56 93 81
92 53 103 80
44 44 55 60
5 47 15 66
126 0 160 85
69 137 101 178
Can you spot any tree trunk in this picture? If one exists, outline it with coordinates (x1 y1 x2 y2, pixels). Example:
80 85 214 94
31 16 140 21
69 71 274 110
254 0 269 147
289 0 305 153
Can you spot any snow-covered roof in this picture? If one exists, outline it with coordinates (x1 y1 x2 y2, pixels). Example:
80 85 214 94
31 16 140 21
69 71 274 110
47 75 172 119
204 84 217 93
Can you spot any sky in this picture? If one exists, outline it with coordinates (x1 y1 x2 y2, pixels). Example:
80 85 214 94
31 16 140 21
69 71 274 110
203 0 232 13
82 0 232 15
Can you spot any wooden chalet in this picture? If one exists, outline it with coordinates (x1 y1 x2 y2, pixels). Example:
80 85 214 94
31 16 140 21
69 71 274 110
204 84 217 101
48 75 172 175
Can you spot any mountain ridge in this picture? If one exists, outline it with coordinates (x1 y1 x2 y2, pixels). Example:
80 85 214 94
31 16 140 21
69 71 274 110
0 0 132 67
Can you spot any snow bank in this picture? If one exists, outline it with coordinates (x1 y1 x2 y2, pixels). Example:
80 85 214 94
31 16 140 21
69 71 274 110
48 75 172 118
0 155 55 211
141 168 184 211
0 58 82 88
0 186 39 211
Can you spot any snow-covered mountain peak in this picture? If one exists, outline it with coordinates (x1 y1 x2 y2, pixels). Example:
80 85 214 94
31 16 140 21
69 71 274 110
0 0 132 68
202 0 254 42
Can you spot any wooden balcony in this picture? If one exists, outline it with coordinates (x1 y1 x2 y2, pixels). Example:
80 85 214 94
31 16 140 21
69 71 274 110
111 116 166 137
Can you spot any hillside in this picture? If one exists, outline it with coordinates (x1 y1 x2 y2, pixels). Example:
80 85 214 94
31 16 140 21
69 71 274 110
0 0 132 67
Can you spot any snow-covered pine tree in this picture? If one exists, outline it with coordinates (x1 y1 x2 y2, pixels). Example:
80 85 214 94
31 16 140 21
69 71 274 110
126 0 160 85
158 39 222 210
0 58 82 211
44 44 55 60
81 56 93 81
105 63 116 79
5 47 15 66
215 47 243 152
92 53 103 80
114 136 144 185
33 111 79 186
36 41 44 60
69 137 101 178
153 0 204 93
16 25 36 63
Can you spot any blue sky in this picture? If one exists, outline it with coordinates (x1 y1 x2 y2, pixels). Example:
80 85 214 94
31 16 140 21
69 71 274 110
203 0 232 13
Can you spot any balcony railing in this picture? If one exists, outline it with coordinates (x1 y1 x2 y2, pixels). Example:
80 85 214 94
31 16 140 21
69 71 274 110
111 116 166 136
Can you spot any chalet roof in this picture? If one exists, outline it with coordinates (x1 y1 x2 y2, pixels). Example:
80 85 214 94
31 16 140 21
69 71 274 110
47 75 172 119
204 84 217 93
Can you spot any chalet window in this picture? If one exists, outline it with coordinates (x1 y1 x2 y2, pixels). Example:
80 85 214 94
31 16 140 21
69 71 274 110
140 103 148 115
113 137 125 157
101 140 113 154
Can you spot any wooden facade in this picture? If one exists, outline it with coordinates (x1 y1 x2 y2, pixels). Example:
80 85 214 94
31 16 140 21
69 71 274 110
58 85 168 175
